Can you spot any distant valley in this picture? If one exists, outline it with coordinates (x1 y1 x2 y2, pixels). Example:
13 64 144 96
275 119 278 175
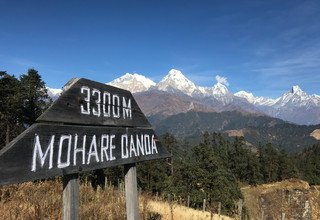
149 111 320 153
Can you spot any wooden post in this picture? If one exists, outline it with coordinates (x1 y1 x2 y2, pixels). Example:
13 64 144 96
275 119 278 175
203 199 206 211
104 176 108 189
187 195 190 207
124 163 139 220
238 199 243 220
63 174 79 220
218 202 221 220
281 213 285 220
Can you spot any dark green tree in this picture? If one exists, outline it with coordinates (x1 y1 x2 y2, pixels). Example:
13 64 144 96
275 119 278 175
20 68 51 127
297 144 320 185
277 149 299 180
259 143 280 182
227 137 262 184
168 133 242 214
137 159 171 193
137 133 176 193
0 72 23 147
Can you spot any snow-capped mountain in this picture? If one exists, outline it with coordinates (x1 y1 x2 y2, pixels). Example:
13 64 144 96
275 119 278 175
47 69 320 125
47 87 62 101
273 85 320 107
234 91 277 106
155 69 235 105
211 82 229 96
208 82 234 104
108 73 156 93
156 69 199 96
263 86 320 125
234 86 320 124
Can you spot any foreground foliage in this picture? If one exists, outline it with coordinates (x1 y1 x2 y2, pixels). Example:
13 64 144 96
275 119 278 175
0 181 234 220
0 69 51 149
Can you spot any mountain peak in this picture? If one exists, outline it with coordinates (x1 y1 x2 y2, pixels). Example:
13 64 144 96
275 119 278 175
235 91 255 103
165 69 187 80
108 73 155 93
157 69 198 96
212 82 229 96
291 85 303 94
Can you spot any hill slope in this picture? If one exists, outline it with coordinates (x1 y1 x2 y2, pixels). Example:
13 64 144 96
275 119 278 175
153 111 320 152
241 179 320 220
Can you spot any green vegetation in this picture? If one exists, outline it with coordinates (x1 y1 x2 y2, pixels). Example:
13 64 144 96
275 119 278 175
0 69 51 148
135 132 320 214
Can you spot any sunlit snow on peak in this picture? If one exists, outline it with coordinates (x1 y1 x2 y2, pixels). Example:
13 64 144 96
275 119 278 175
156 69 198 96
108 73 155 92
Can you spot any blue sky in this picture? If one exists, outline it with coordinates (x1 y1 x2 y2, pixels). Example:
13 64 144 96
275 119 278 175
1 0 319 98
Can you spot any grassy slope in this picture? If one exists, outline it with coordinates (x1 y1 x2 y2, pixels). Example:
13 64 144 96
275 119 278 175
0 180 233 220
241 179 320 220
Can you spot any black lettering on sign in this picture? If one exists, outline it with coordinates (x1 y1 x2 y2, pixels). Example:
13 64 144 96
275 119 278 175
37 78 150 127
0 123 170 185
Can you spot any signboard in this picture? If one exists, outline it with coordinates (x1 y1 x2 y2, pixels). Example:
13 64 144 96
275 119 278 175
37 78 151 127
0 78 170 186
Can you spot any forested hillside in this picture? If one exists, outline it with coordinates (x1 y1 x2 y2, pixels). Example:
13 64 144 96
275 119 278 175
133 132 320 214
152 111 320 152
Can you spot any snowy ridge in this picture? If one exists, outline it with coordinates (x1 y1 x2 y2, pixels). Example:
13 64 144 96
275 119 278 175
47 87 62 101
47 87 62 96
234 91 277 106
273 85 316 107
108 73 156 92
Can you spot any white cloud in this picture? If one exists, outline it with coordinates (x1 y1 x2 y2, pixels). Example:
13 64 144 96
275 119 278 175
215 75 229 86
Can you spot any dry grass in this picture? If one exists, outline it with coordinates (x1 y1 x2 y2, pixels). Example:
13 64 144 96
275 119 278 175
310 129 320 140
145 199 234 220
0 180 234 220
0 180 127 220
0 181 62 219
241 179 320 220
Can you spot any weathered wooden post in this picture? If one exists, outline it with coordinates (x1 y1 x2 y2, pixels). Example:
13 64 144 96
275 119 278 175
187 195 190 207
63 174 79 220
125 163 139 220
238 199 243 220
218 202 221 220
0 78 170 220
203 199 206 211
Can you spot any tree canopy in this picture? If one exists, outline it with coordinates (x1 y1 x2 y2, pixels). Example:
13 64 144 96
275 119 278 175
0 69 51 148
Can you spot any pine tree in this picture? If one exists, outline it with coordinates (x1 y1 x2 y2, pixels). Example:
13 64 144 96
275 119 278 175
277 149 299 180
0 72 22 147
20 69 51 127
259 143 280 182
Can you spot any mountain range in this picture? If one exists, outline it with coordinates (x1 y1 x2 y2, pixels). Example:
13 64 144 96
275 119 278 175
47 69 320 151
48 69 320 125
106 69 320 125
